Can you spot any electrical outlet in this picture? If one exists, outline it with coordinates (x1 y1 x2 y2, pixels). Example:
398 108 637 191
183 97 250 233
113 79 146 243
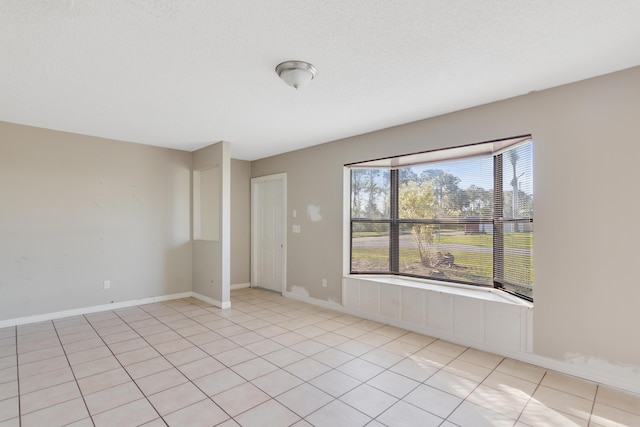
103 280 111 290
322 278 327 288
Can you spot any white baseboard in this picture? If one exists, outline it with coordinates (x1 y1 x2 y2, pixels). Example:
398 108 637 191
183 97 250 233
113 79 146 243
283 291 346 311
231 282 251 290
511 351 640 396
0 290 235 329
281 292 640 396
0 292 193 329
191 292 231 309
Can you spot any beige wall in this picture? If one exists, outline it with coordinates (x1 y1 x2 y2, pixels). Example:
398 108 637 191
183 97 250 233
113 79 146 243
0 125 238 318
252 66 640 368
230 159 251 285
0 122 192 320
192 141 231 305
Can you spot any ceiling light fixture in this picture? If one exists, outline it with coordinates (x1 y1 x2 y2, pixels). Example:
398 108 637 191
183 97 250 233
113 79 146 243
275 60 317 89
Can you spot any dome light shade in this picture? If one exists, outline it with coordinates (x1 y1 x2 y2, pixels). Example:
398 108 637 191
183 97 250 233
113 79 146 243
275 61 317 89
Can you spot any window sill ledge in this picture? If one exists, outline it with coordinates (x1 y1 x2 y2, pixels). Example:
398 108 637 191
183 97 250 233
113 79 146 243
345 274 533 308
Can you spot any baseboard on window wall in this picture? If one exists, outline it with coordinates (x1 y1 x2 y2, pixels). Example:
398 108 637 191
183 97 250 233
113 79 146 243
513 351 640 396
283 290 346 311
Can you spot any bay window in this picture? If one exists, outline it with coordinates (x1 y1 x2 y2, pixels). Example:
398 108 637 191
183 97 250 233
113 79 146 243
348 136 534 300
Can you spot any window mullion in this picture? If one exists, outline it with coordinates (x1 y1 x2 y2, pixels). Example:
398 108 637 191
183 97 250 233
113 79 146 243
493 154 504 288
390 169 399 272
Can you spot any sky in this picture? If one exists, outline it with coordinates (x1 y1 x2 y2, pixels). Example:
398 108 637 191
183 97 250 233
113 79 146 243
362 142 533 195
410 143 533 194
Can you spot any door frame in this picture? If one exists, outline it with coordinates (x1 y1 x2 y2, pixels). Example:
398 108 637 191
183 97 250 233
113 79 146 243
251 173 287 293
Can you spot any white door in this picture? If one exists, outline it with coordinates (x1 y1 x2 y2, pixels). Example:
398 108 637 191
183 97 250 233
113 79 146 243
251 173 286 293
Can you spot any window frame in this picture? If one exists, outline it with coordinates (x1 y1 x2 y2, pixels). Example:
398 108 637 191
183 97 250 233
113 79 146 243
347 136 533 301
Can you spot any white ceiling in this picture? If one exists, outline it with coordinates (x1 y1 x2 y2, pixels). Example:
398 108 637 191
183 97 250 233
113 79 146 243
2 1 640 160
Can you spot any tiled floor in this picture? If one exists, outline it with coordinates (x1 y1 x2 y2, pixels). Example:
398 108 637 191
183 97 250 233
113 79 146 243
1 288 639 427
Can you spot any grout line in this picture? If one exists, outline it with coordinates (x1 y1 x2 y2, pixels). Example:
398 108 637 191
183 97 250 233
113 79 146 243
110 302 235 423
156 296 334 422
516 369 547 425
588 384 599 426
14 327 21 427
235 290 455 423
301 322 435 423
80 312 165 426
49 320 95 427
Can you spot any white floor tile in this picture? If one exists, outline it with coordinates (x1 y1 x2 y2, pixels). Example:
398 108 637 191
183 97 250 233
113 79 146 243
5 290 632 427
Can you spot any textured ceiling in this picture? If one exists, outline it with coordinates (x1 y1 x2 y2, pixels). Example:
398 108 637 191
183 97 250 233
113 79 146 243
1 1 640 160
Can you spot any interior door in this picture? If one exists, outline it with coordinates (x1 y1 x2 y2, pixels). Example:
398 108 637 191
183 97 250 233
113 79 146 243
251 173 286 293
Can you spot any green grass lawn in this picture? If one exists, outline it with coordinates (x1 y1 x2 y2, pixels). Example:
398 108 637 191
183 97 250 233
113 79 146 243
351 245 533 284
352 231 533 249
352 231 388 237
351 246 493 283
432 232 532 249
